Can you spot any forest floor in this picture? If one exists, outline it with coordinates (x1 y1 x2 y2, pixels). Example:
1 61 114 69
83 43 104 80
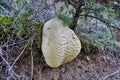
0 0 120 80
33 50 120 80
17 20 120 80
29 1 120 80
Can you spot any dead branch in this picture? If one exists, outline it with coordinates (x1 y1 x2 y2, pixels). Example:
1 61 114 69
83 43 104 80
0 4 12 16
79 14 120 30
101 69 120 80
9 41 30 71
2 39 29 47
0 47 10 67
0 46 21 79
30 38 34 80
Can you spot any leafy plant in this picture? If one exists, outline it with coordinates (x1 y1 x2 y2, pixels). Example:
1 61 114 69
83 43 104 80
55 0 120 53
0 16 14 42
56 6 73 26
0 14 44 43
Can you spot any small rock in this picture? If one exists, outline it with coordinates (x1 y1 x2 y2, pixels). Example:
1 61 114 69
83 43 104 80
61 68 65 73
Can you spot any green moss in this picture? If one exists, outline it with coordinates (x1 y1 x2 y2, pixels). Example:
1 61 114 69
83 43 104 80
0 15 44 43
0 15 45 66
0 16 13 26
0 16 14 42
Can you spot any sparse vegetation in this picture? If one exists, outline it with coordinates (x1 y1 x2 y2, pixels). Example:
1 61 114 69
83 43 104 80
0 0 120 80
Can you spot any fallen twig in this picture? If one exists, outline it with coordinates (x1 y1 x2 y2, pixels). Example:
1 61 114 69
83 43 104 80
0 46 21 79
30 38 34 80
0 4 12 16
0 47 10 67
9 41 30 71
101 69 120 80
30 50 33 80
2 39 29 47
79 14 120 30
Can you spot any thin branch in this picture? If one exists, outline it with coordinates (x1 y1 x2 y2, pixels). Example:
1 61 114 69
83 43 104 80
2 39 29 47
0 47 21 78
53 0 57 15
79 14 120 30
30 50 33 80
30 38 34 80
102 69 120 80
0 47 10 67
9 41 30 71
0 4 12 16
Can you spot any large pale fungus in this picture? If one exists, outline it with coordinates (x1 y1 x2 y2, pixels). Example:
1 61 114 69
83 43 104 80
42 18 81 68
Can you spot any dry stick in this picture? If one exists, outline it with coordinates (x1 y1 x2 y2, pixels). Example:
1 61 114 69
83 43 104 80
0 47 21 78
53 0 57 15
102 69 120 80
0 4 12 16
79 14 120 30
9 41 30 71
30 38 34 80
2 39 29 47
0 47 10 67
30 51 33 80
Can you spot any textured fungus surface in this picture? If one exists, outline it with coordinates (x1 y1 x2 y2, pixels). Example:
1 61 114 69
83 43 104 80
42 18 81 68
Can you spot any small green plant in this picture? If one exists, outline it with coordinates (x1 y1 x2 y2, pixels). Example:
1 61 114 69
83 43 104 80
57 12 73 26
0 14 44 43
56 6 73 26
0 16 14 42
55 0 120 53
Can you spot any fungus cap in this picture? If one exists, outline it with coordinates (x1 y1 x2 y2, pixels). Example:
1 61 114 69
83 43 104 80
42 18 81 68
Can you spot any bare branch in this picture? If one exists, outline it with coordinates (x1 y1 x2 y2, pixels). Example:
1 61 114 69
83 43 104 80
79 14 120 30
0 4 12 16
9 41 30 71
0 46 21 79
0 47 10 67
30 38 34 80
30 50 33 80
101 69 120 80
2 39 29 48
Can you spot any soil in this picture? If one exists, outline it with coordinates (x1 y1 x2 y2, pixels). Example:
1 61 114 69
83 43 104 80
32 1 120 80
0 0 120 80
33 51 120 80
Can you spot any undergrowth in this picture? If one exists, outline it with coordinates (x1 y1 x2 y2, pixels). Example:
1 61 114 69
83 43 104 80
0 0 46 79
0 0 120 79
56 1 120 54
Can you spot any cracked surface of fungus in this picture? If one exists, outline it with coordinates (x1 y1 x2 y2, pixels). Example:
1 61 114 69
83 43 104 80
42 18 81 68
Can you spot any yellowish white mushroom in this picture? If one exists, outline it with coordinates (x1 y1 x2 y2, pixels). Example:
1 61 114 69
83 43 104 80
41 18 81 68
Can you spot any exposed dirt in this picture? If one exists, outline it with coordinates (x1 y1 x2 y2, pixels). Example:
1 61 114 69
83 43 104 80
0 0 120 80
33 53 120 80
17 1 120 80
31 1 120 80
